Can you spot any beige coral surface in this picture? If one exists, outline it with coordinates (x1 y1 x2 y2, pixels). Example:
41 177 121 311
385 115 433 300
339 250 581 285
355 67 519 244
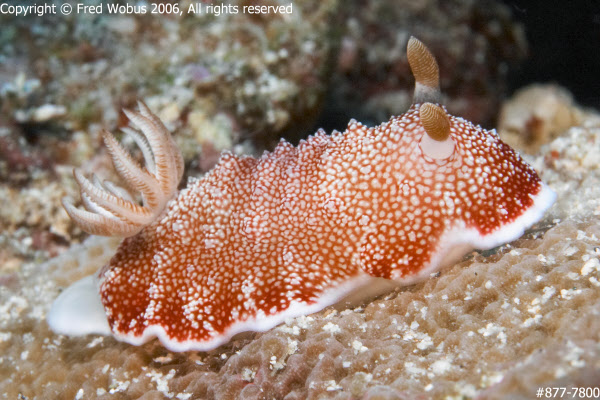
1 86 600 399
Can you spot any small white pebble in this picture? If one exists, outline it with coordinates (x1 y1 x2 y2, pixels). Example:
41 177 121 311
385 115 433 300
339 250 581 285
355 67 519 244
523 314 542 327
560 288 583 300
322 322 341 334
541 286 556 303
497 331 507 346
417 335 433 350
431 359 452 374
352 340 368 354
31 104 66 122
86 337 104 348
325 380 342 391
528 305 541 314
581 258 600 276
153 355 174 364
564 246 578 257
567 272 580 280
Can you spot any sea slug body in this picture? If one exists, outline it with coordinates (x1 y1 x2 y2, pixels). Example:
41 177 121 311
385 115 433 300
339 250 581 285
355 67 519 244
47 38 556 351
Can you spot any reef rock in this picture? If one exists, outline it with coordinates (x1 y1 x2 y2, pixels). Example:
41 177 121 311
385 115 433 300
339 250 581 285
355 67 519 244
1 86 600 398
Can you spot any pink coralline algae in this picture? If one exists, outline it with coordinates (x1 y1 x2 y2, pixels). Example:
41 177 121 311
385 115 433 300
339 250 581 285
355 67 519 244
47 38 555 351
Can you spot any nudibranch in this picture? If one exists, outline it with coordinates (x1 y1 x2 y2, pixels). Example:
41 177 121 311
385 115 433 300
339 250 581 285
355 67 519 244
48 38 556 351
